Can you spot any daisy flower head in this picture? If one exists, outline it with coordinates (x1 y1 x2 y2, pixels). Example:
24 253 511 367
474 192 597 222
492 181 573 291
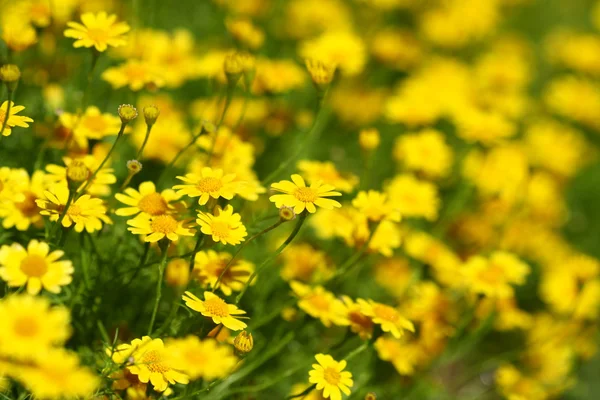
192 250 254 296
111 336 189 393
127 214 193 242
174 167 239 205
64 11 130 52
309 354 354 400
0 294 71 360
351 190 400 222
290 281 349 328
36 185 112 233
166 336 238 381
182 291 248 331
0 240 73 295
0 101 34 137
358 298 414 339
115 181 179 217
270 174 342 214
197 205 247 245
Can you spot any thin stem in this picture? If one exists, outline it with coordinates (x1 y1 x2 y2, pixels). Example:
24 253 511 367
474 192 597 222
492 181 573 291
286 384 316 399
119 170 136 191
0 91 14 138
148 240 170 335
206 83 235 165
235 213 307 305
213 219 283 292
157 128 206 185
124 242 151 287
136 124 154 159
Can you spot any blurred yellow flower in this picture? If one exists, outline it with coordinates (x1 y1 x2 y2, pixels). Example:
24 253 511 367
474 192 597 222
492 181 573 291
166 336 238 380
192 250 254 296
357 298 414 339
297 160 358 194
290 281 349 327
462 252 530 298
64 11 130 51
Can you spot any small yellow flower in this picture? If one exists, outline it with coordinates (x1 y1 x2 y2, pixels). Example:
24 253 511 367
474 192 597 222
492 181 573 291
197 205 247 245
357 299 414 339
192 250 254 296
0 101 33 137
358 128 380 151
290 281 349 327
115 181 179 217
297 160 359 194
127 214 193 242
308 354 354 400
341 296 374 340
46 155 116 197
36 185 112 233
118 104 138 123
166 336 238 380
352 190 400 222
165 259 191 288
143 105 160 126
463 252 530 299
233 330 254 355
0 240 73 295
182 291 248 331
270 174 342 214
174 168 239 205
64 11 130 52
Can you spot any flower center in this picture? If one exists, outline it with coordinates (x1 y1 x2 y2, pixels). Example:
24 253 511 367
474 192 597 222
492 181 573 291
138 192 169 216
323 367 341 385
307 294 331 311
86 27 110 43
16 192 39 217
13 316 39 337
294 187 317 203
210 221 230 239
83 115 108 133
204 297 229 317
479 263 505 285
373 304 398 322
67 204 82 217
141 350 169 373
20 254 49 277
196 177 223 193
151 215 178 234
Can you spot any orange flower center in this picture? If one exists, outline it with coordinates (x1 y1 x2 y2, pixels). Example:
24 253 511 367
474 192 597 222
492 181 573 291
16 192 39 217
83 115 108 133
141 350 169 373
197 177 223 193
86 27 110 44
138 192 169 216
151 215 178 234
373 304 398 322
294 187 317 203
204 296 229 317
307 293 331 311
323 367 341 385
478 263 505 286
13 316 39 337
20 254 49 277
210 221 230 239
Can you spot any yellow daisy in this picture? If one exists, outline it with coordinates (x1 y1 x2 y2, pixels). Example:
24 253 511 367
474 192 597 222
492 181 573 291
102 59 165 91
0 240 73 295
357 298 414 339
165 336 238 380
111 336 189 393
0 169 49 231
46 155 116 197
115 181 179 217
196 205 247 245
174 167 239 206
127 214 193 242
182 291 248 331
270 174 342 214
75 106 123 140
192 250 254 296
0 101 34 137
0 294 71 360
351 190 400 222
63 11 130 52
290 281 349 328
308 354 354 400
341 296 374 340
36 185 112 233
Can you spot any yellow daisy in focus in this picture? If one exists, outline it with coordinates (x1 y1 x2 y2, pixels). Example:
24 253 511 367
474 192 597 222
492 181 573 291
127 214 193 242
197 205 247 245
192 250 254 296
115 181 179 217
166 336 238 380
0 240 73 295
64 12 130 52
0 294 71 359
357 298 414 339
36 185 112 233
46 155 116 197
182 291 248 331
174 168 239 206
290 281 349 328
111 336 189 393
0 101 34 137
308 354 354 400
270 174 342 214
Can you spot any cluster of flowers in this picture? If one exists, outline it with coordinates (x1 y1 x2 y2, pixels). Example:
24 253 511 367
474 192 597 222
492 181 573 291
0 0 599 399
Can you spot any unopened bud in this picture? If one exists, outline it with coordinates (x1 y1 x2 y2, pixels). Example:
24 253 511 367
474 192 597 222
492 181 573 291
359 128 380 151
66 160 89 189
127 160 142 175
0 64 21 91
118 104 138 124
233 330 254 355
279 206 296 221
143 105 160 127
365 393 377 400
224 53 243 85
305 59 336 91
165 259 190 288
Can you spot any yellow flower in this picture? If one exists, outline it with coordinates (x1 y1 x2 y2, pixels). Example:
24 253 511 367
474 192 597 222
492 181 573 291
46 155 116 196
102 59 165 91
270 174 342 214
299 31 367 76
0 294 71 360
308 354 354 400
0 169 49 231
192 250 254 296
165 259 191 288
351 190 400 222
462 252 530 299
385 174 439 221
280 244 333 282
64 11 130 51
374 336 424 376
182 291 248 331
111 336 189 393
166 336 238 380
0 101 33 137
174 168 239 205
127 214 193 242
252 58 306 94
297 160 358 194
70 106 123 146
226 18 264 49
290 281 349 327
115 181 179 217
357 298 414 339
341 296 374 340
0 240 73 295
393 129 453 178
197 205 248 245
36 185 112 233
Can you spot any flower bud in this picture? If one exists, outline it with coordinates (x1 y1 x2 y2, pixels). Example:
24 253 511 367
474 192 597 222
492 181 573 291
233 330 254 355
118 104 138 124
359 128 380 151
0 64 21 91
279 205 296 221
305 59 336 91
127 160 143 175
224 53 243 86
201 120 216 134
165 259 190 288
365 393 377 400
143 105 160 127
66 160 89 190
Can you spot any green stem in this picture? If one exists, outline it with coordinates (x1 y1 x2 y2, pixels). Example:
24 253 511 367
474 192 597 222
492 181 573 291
213 219 283 292
235 213 307 305
286 384 317 399
124 242 151 287
136 124 154 159
0 91 14 138
206 83 236 165
54 188 76 243
148 240 170 335
157 127 206 185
